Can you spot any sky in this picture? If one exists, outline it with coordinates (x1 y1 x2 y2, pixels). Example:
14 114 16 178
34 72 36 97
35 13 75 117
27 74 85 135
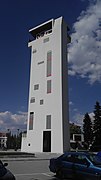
0 0 101 134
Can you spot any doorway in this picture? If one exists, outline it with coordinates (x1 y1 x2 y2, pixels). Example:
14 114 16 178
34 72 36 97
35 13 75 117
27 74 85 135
43 131 51 152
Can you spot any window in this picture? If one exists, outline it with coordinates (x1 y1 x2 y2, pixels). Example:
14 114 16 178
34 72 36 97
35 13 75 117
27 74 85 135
63 154 88 165
32 49 37 53
47 80 51 93
47 51 52 77
30 97 35 103
43 37 49 43
46 115 51 129
63 154 75 163
38 61 44 65
34 84 39 90
40 99 44 105
29 112 34 130
74 155 88 165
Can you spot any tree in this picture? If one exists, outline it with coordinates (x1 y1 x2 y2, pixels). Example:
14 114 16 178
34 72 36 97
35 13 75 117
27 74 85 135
10 134 16 149
93 101 101 146
6 129 11 149
83 113 93 146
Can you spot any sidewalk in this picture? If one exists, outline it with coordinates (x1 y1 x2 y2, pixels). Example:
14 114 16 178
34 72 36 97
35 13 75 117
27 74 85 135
0 150 61 161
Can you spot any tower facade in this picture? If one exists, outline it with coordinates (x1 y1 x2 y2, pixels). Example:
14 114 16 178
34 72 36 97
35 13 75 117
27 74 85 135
21 17 70 153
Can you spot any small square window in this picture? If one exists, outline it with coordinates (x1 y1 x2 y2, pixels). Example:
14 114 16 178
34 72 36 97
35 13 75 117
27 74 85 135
34 84 39 90
38 61 44 65
32 49 37 53
30 97 35 103
43 37 49 43
47 51 52 77
40 99 44 105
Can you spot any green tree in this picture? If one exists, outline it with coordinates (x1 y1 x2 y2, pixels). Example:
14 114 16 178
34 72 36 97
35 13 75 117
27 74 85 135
93 101 101 146
83 113 93 145
6 129 11 149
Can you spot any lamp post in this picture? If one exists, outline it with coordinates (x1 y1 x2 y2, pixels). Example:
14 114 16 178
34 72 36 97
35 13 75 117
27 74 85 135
15 129 20 151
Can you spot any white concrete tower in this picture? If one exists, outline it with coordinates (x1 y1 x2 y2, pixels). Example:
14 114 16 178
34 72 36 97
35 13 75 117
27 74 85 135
21 17 71 153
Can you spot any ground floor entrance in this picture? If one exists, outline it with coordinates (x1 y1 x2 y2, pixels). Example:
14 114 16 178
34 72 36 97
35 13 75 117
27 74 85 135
43 131 51 152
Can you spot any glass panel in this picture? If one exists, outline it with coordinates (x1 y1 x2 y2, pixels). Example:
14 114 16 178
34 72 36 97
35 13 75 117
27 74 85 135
38 61 44 65
32 49 37 53
47 51 52 77
40 99 44 105
30 97 35 103
43 37 49 43
29 112 34 130
47 80 51 93
34 84 39 90
46 115 51 129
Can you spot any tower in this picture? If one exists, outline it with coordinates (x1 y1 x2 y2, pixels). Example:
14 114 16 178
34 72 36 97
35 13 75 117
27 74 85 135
21 17 71 153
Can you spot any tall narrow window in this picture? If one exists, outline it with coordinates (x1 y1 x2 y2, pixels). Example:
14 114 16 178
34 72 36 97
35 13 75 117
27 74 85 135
46 115 51 129
40 99 44 105
47 51 52 77
29 112 34 130
47 80 51 93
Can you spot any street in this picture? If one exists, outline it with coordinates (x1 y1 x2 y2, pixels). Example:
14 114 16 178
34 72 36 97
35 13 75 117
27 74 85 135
4 159 58 180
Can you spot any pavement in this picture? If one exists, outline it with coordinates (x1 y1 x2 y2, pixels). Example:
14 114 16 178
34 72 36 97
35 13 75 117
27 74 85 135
0 149 61 161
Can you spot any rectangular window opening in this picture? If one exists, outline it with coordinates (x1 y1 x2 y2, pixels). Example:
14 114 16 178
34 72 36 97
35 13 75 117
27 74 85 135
34 84 39 90
46 115 51 129
47 80 51 93
43 37 49 43
38 61 44 65
30 97 35 103
40 99 44 105
29 112 34 130
47 51 52 77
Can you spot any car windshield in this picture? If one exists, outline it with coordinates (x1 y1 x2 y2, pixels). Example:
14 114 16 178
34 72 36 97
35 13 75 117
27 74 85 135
88 153 101 165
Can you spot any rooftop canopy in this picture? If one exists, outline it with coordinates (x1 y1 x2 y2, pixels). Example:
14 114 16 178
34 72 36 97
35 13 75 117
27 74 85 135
29 19 53 38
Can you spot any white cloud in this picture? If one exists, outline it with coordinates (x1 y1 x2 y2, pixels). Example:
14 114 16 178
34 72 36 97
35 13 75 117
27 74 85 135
69 0 101 84
73 108 78 112
71 111 95 126
89 112 94 121
0 111 27 133
69 101 74 105
71 112 84 126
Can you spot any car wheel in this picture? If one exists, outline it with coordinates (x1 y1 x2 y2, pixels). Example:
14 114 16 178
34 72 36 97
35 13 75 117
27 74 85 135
56 169 64 179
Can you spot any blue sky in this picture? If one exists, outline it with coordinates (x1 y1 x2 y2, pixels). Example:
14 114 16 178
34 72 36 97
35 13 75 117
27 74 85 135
0 0 101 133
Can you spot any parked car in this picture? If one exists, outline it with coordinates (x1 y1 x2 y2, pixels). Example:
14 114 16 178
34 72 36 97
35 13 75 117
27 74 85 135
0 160 15 180
49 151 101 179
